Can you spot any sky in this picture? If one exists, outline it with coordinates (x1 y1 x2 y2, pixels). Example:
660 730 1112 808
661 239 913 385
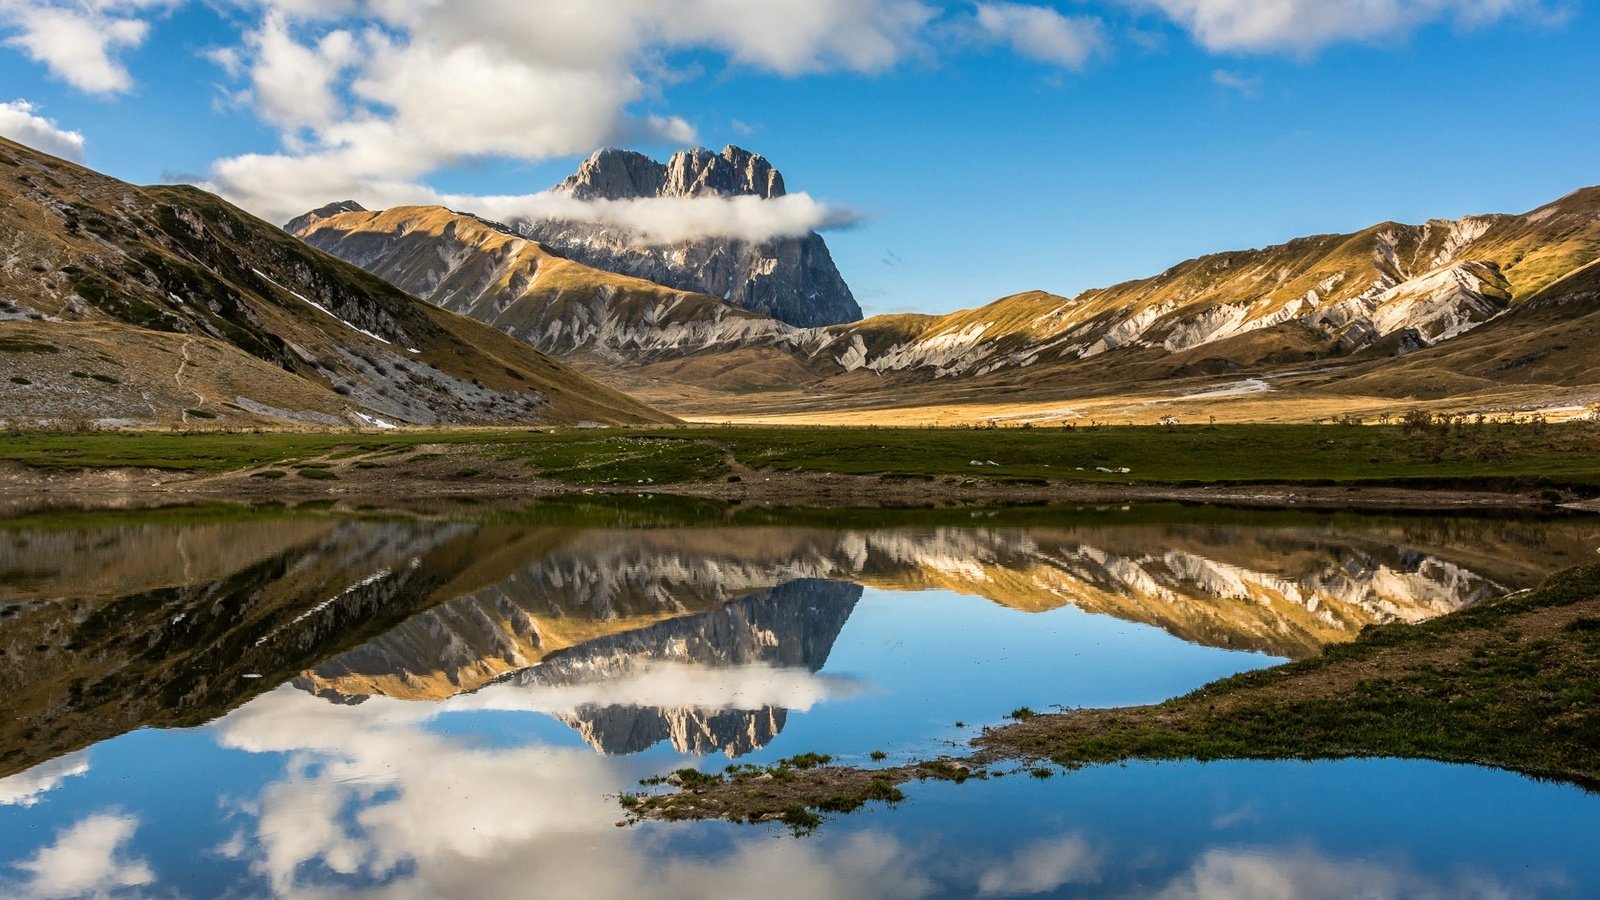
0 1 1595 318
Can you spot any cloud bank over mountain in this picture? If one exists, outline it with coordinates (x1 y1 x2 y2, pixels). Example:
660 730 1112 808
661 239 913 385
0 1 1565 242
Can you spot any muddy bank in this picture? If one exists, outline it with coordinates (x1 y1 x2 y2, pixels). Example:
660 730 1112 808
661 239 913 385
0 459 1575 513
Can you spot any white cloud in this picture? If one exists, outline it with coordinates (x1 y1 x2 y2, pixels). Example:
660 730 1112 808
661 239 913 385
212 686 936 899
1129 0 1553 54
0 1 172 95
1211 68 1261 96
461 191 866 246
446 661 862 714
0 99 85 161
193 1 963 228
0 751 90 807
1151 846 1525 900
11 812 154 899
974 2 1106 68
976 833 1101 896
243 13 359 133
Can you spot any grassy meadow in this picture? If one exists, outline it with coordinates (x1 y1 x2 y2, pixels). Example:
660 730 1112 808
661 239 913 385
4 420 1600 490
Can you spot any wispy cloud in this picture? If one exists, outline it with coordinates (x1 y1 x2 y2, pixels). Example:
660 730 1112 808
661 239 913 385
1126 0 1558 54
973 2 1106 69
1211 68 1261 97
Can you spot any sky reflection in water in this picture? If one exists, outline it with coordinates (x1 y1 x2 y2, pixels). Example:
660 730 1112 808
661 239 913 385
1 507 1598 898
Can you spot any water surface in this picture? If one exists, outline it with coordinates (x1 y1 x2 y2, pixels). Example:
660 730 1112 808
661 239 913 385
1 503 1596 898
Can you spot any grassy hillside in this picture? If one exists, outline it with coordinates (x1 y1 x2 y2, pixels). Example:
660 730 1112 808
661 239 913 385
0 138 670 428
291 184 1600 427
293 205 787 362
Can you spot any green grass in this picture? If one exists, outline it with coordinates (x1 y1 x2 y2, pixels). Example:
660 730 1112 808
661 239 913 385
5 423 1600 490
506 435 728 485
981 564 1600 786
630 563 1600 830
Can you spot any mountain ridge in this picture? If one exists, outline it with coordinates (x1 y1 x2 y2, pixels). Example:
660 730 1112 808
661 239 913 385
291 172 1600 423
512 145 860 328
0 137 671 428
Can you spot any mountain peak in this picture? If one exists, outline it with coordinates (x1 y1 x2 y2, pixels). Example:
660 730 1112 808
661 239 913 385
664 145 785 200
555 145 785 201
558 148 668 201
284 200 367 234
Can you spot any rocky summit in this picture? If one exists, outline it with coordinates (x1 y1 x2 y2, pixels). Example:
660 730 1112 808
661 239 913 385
556 146 786 201
521 145 859 328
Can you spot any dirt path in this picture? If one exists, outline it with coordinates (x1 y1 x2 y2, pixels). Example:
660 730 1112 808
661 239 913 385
174 337 204 423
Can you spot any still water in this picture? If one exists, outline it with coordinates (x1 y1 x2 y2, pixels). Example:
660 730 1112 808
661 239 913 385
1 502 1597 898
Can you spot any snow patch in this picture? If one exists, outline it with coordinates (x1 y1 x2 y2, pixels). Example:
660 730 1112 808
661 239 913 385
251 268 393 345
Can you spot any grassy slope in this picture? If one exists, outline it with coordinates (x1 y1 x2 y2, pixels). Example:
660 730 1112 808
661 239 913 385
294 206 769 347
286 187 1600 428
977 563 1600 782
629 563 1600 828
7 422 1600 490
0 138 669 427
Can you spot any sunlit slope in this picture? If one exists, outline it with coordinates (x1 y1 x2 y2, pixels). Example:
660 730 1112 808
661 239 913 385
293 204 804 364
294 518 1594 709
293 186 1600 422
823 187 1600 377
0 138 670 427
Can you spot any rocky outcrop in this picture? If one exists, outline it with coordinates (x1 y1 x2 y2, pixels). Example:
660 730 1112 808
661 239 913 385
517 580 862 757
557 146 785 201
283 200 368 236
523 145 857 328
291 181 1600 405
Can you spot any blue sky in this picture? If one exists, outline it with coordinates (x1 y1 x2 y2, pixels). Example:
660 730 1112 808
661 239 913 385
0 1 1595 317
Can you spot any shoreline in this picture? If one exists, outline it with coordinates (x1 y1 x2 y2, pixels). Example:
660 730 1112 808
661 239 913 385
625 564 1600 830
0 463 1582 514
5 422 1600 514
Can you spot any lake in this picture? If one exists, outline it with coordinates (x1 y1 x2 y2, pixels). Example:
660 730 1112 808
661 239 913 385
2 501 1597 898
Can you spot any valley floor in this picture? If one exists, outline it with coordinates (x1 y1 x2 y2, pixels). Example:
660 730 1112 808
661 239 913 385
625 370 1600 428
4 423 1600 512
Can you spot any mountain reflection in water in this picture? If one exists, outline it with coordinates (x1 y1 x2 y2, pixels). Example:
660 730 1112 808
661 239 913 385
1 508 1592 771
2 505 1599 899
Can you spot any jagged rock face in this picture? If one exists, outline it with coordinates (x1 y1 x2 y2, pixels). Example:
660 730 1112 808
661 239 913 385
557 146 785 201
524 145 858 328
291 185 1600 405
519 580 862 757
291 205 821 366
